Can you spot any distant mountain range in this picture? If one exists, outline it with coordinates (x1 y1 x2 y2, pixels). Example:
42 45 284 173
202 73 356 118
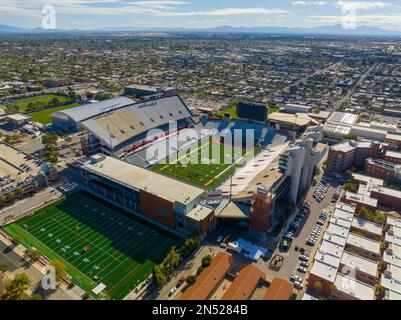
1 23 400 36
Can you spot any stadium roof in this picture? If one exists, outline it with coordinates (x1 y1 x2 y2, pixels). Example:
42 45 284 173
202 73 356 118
263 278 293 300
52 96 134 124
268 112 316 127
81 95 192 149
221 264 265 300
180 252 233 300
83 155 204 205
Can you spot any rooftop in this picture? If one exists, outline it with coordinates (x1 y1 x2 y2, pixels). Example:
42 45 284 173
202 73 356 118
327 112 358 126
221 264 265 300
83 155 205 205
268 112 316 127
0 143 42 185
186 204 214 222
52 96 134 123
263 278 294 300
351 217 382 236
346 233 381 255
330 140 372 153
345 191 378 208
340 251 378 278
352 173 384 187
335 273 375 300
310 259 339 282
180 252 234 300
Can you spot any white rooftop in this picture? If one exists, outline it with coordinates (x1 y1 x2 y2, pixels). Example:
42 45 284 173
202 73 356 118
335 202 357 214
335 273 375 300
327 223 350 239
83 155 205 205
340 252 378 278
352 173 384 187
319 239 344 258
310 259 339 283
330 217 352 229
351 217 382 236
346 233 381 255
323 232 348 246
327 112 359 126
332 208 354 223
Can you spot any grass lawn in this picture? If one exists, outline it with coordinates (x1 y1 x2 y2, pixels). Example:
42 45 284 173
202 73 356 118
152 137 261 190
28 102 80 124
3 193 180 300
7 94 69 111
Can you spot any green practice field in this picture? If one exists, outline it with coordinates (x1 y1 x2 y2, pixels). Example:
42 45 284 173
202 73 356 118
7 94 69 111
28 102 80 124
152 137 261 190
3 193 179 300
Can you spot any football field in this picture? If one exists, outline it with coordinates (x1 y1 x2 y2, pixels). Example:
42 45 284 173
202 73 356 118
152 137 260 190
3 193 180 300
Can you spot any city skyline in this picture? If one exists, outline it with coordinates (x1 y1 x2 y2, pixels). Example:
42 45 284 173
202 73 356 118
1 0 401 31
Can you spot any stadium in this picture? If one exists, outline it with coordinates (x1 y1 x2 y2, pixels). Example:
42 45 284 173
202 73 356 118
51 95 296 239
54 97 289 187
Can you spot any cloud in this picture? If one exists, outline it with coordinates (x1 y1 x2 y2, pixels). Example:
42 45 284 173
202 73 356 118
336 1 392 10
154 8 289 17
309 12 401 30
291 1 327 6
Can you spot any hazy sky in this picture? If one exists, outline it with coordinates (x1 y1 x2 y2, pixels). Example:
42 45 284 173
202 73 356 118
0 0 400 30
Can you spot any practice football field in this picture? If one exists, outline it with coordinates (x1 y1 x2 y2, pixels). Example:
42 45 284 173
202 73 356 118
152 137 261 190
3 193 180 300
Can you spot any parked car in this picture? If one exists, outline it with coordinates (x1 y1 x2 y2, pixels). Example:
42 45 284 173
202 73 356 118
290 274 302 283
297 266 307 273
168 287 177 297
294 281 303 289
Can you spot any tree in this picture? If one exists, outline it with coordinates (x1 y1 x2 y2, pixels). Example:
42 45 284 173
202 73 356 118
11 236 21 248
3 273 31 300
313 281 323 293
31 293 42 300
201 255 213 268
186 275 197 286
15 188 25 200
153 265 166 286
0 263 7 274
25 248 41 263
329 285 337 299
51 259 66 283
179 237 201 258
163 247 181 276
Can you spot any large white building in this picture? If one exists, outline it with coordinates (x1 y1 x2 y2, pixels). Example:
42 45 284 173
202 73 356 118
279 136 326 204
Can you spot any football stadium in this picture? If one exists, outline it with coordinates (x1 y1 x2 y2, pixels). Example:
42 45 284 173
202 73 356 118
4 192 180 300
51 95 293 239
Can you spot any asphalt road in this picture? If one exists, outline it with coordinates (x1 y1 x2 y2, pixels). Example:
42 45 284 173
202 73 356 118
0 187 63 226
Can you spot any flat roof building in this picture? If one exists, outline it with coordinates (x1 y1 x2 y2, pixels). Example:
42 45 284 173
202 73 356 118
80 155 215 237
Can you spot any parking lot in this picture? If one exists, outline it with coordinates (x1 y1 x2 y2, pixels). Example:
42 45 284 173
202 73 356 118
266 174 340 296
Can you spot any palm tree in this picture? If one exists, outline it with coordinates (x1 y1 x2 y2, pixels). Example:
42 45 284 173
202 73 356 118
3 273 31 300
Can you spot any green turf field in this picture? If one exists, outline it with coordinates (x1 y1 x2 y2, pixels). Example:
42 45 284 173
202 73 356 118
28 102 80 124
7 94 69 111
151 137 261 190
3 193 179 300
